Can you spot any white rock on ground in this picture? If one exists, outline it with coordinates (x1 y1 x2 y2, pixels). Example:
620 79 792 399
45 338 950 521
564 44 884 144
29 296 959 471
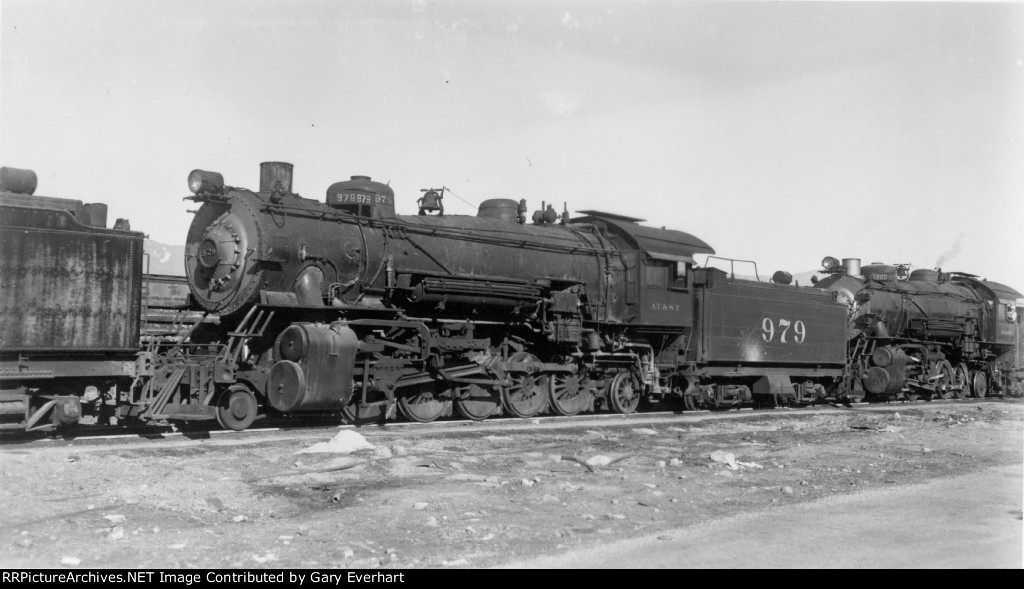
298 430 375 454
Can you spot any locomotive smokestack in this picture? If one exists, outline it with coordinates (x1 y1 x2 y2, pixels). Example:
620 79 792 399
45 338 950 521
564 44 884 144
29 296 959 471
842 258 861 277
260 161 293 194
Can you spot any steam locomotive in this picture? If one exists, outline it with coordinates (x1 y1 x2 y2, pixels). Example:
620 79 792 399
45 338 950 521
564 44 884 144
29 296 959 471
178 161 848 429
814 257 1022 400
2 161 1019 433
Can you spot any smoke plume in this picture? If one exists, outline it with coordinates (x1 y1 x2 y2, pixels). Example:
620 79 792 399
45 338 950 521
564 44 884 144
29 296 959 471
935 233 965 269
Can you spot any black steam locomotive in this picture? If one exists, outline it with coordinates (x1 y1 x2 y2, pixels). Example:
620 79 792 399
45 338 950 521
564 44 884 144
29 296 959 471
1 161 1019 432
814 257 1022 401
177 161 849 429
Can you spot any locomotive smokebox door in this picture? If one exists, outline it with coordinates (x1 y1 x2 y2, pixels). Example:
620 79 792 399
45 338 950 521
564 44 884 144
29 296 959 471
266 323 358 412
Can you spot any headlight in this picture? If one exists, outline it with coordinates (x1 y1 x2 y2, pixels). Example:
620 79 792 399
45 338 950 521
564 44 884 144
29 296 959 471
821 256 840 271
187 169 224 194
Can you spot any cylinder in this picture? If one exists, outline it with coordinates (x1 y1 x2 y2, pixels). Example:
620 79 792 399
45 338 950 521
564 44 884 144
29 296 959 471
266 323 358 412
842 258 861 277
260 161 293 194
0 167 38 195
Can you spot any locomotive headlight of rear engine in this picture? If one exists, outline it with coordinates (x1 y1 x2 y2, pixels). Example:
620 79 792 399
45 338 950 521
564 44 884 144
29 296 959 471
821 256 840 271
188 169 224 194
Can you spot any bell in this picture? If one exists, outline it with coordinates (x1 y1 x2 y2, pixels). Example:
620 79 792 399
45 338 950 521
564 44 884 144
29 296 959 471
418 189 444 215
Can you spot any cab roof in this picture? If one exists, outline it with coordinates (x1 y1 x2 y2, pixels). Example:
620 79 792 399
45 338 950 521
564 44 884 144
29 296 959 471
573 210 715 263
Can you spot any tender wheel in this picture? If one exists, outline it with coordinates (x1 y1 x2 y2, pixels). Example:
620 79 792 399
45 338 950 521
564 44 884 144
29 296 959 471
971 371 988 398
953 364 970 400
216 385 258 431
398 384 452 423
547 373 591 416
454 384 501 421
607 373 641 414
501 353 548 418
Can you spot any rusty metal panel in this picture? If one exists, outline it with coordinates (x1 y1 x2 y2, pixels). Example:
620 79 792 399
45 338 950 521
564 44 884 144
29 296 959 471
700 280 846 366
1 205 143 352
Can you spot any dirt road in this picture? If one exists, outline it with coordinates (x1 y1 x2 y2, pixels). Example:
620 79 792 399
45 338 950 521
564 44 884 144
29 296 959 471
0 401 1020 569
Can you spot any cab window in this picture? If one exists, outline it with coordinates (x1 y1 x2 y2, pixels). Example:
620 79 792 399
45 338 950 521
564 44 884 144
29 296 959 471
645 262 671 288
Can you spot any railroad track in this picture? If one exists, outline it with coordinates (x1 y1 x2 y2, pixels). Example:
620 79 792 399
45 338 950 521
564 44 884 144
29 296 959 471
1 396 1016 447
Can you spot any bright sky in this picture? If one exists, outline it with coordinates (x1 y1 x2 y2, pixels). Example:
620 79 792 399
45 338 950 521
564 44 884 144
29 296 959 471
3 1 1022 290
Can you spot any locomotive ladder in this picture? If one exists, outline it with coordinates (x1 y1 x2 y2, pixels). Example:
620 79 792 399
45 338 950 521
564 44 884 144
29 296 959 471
219 305 276 366
842 337 874 398
140 366 186 421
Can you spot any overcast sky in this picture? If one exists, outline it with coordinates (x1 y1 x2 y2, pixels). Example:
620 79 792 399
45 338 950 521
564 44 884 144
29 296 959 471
2 1 1022 291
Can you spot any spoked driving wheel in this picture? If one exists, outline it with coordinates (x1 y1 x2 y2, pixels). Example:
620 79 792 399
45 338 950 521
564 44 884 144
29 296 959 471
501 353 549 418
952 364 970 400
216 384 258 431
934 361 955 400
454 383 501 421
547 373 592 416
398 383 452 423
607 373 642 414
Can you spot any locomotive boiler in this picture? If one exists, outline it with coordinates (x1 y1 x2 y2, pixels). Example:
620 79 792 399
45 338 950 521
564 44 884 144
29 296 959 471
814 257 1023 400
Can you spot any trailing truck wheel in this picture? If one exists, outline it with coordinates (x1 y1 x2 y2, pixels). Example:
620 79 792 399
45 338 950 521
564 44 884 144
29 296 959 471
607 373 641 414
971 371 988 398
216 385 258 431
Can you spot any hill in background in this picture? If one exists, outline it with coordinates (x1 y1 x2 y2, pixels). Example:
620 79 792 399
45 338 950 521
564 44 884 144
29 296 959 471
144 240 185 276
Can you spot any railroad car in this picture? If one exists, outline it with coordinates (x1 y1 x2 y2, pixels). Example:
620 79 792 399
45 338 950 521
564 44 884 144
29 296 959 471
0 167 208 431
813 257 1023 400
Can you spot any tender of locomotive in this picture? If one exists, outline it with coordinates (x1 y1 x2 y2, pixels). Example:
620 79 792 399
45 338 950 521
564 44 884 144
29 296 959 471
0 166 211 431
814 257 1023 400
178 162 850 429
0 166 149 430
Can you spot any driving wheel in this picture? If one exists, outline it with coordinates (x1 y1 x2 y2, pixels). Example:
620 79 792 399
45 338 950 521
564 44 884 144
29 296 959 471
454 384 501 421
398 383 452 423
501 353 548 418
547 373 591 416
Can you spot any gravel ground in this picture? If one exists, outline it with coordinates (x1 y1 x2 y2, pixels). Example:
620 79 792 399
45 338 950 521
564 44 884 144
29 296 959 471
0 401 1020 569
